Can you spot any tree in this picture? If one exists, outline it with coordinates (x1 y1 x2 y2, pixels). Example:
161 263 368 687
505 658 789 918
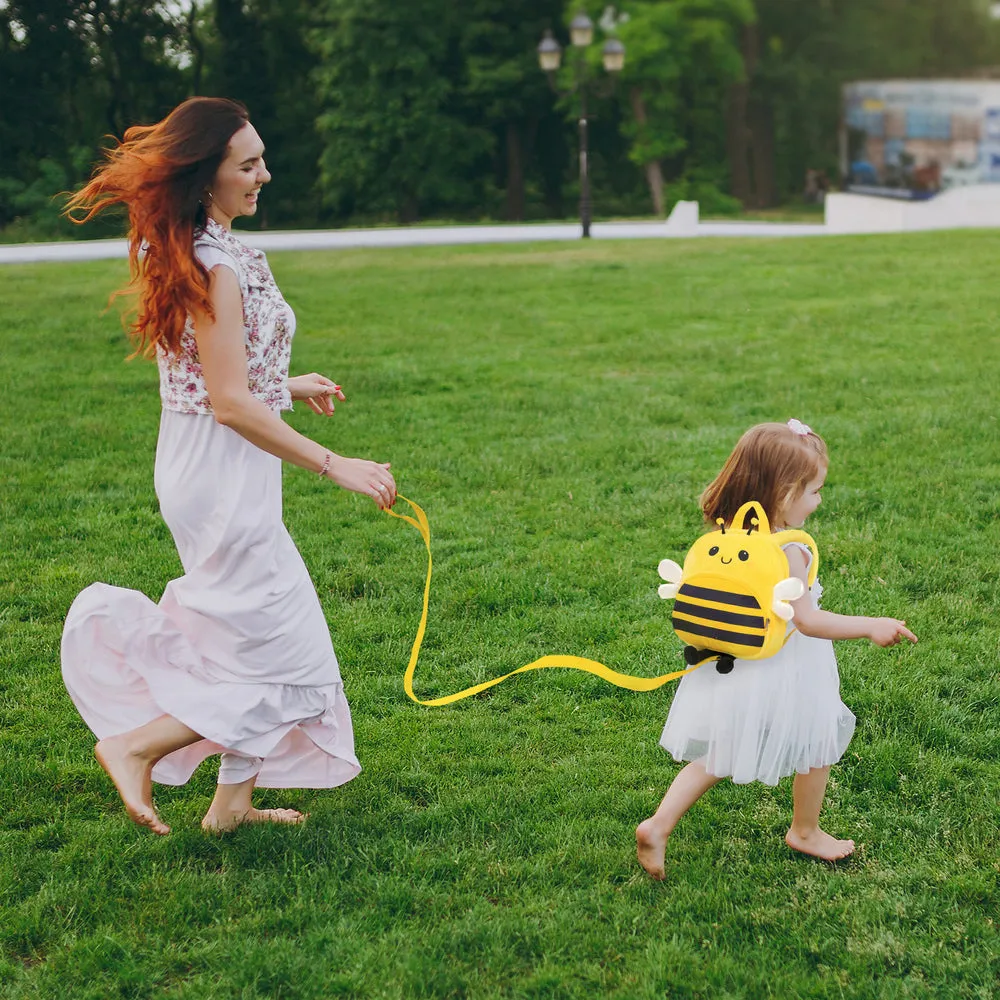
0 0 188 234
84 0 189 137
458 0 565 220
200 0 325 227
615 0 752 215
311 0 492 223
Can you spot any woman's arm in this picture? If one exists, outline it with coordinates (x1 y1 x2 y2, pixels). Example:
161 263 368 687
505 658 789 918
785 546 916 646
192 265 396 507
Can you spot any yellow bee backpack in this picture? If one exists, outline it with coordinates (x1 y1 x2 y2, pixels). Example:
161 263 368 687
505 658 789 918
656 500 818 674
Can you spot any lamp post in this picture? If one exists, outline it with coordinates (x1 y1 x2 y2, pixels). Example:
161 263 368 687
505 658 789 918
537 14 625 238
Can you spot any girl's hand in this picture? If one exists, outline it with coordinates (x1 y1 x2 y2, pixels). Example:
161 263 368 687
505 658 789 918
326 456 396 509
288 373 346 416
868 618 918 647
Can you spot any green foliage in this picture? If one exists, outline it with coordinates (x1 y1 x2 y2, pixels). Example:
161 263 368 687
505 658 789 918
618 0 752 164
458 0 568 220
200 0 326 228
0 0 190 237
311 0 494 223
1 233 999 997
0 148 101 241
4 0 1000 231
666 167 745 215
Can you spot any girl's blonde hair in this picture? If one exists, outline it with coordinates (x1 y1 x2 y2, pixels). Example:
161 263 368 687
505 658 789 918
700 422 828 527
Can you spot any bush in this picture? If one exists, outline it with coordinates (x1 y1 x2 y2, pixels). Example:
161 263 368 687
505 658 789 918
665 169 743 217
0 147 123 243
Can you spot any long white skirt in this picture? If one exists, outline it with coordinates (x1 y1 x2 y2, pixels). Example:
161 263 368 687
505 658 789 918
61 409 361 789
659 597 855 786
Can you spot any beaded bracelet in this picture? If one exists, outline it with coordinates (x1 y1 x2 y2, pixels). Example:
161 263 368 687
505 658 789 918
319 451 332 478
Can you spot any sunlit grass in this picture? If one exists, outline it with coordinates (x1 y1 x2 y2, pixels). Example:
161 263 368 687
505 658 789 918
1 232 998 998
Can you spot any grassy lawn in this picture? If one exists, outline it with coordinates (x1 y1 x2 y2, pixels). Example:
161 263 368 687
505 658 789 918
1 232 998 999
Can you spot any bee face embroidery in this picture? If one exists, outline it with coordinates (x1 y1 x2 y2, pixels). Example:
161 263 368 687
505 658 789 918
657 501 819 671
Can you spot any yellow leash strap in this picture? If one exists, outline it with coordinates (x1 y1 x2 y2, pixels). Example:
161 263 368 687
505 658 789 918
384 495 701 707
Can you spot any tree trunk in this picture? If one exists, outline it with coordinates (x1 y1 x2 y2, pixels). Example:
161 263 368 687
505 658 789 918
725 22 758 208
629 87 665 216
399 193 419 224
645 160 665 217
505 121 525 221
748 98 775 208
725 85 751 206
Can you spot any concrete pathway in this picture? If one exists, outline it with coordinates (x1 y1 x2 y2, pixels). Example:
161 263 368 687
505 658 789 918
0 217 829 266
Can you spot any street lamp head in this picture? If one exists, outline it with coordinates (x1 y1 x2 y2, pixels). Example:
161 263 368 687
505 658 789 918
601 37 625 74
570 12 594 47
537 29 562 72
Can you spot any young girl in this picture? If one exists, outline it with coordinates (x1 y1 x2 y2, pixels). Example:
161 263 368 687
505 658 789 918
636 420 916 877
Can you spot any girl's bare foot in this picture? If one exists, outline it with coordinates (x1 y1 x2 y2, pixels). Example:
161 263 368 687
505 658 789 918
201 806 307 834
94 737 170 835
636 819 669 880
785 826 854 861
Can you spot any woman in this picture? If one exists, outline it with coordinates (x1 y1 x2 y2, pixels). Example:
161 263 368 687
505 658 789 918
62 97 397 835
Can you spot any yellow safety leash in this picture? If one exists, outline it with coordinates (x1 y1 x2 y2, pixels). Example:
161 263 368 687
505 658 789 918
385 495 702 707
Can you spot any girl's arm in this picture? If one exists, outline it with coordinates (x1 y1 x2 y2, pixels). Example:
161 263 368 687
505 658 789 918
785 546 916 646
192 265 396 507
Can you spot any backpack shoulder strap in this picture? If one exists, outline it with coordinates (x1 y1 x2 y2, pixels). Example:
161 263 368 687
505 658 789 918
773 529 819 587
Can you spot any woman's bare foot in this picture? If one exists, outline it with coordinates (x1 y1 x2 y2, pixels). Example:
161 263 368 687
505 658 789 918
201 806 307 834
636 819 670 880
94 736 170 835
785 826 854 861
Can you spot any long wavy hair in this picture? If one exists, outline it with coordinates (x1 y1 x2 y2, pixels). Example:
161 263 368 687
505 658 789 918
700 422 829 528
65 97 249 356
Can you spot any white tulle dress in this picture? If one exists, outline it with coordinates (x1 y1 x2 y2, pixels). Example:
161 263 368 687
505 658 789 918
659 544 855 786
61 219 360 789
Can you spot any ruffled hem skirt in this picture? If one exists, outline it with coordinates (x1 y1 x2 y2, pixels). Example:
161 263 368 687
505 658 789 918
659 628 855 787
61 409 360 790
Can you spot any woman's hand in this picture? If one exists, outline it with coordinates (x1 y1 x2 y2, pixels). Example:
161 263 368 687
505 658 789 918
867 618 918 647
326 456 397 509
288 373 346 416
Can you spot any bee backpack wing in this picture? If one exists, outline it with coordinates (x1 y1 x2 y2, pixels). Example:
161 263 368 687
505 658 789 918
657 559 682 599
771 576 805 621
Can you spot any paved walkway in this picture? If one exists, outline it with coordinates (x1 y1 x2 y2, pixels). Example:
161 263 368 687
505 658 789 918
0 218 829 265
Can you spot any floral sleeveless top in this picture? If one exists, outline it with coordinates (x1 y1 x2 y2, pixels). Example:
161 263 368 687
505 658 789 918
157 218 294 414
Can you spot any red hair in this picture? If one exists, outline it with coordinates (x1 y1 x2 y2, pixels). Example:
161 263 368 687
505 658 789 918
700 422 829 527
65 97 249 356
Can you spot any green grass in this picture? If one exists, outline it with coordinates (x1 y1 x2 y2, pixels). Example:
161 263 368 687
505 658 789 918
700 203 827 223
1 232 999 999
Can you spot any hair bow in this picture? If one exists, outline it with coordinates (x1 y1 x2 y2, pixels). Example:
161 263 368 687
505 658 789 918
787 418 812 436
